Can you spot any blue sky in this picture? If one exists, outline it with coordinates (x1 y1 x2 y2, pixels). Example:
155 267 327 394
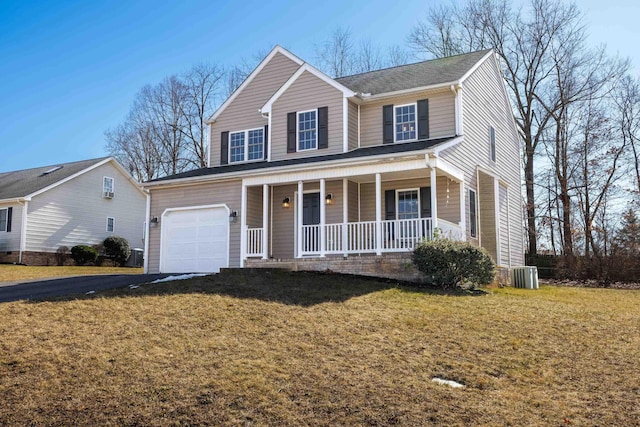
0 0 638 173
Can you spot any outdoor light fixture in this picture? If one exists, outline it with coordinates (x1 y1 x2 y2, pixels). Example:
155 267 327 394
325 193 333 205
282 197 291 208
149 217 159 228
229 211 238 223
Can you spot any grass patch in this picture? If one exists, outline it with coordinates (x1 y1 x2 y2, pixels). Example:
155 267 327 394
0 265 143 282
0 270 638 425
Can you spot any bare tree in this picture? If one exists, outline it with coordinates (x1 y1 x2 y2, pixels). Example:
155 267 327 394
353 39 383 74
386 45 411 67
315 26 355 78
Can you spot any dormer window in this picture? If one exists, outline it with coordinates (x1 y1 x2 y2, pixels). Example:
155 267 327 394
103 177 114 198
230 128 264 163
297 110 317 151
395 104 417 142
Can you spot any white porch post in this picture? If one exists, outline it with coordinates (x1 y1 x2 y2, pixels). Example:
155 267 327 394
319 178 326 257
459 180 466 240
240 183 247 267
297 180 303 258
375 173 382 255
430 168 438 234
262 184 269 259
342 178 348 257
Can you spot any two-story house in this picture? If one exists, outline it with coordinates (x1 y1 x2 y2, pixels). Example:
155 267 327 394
0 157 146 266
143 46 524 278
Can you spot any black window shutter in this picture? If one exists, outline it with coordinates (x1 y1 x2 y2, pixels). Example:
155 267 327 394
287 112 297 153
263 125 269 160
383 105 394 144
417 99 429 140
6 207 12 232
420 187 432 218
384 189 396 220
220 131 229 165
318 107 328 149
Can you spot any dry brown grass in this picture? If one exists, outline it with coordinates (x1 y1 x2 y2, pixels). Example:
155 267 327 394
0 270 638 426
0 265 143 282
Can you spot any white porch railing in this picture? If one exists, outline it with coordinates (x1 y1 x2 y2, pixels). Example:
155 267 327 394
296 218 462 256
245 227 264 257
245 219 463 258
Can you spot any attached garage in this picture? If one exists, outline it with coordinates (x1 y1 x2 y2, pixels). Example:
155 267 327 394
160 205 229 273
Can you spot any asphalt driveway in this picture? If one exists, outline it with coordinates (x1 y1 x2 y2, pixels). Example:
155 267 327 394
0 274 169 303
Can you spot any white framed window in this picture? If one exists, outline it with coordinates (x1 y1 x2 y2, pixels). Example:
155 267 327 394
396 189 420 219
0 208 7 232
297 109 317 151
229 128 263 163
394 103 417 142
469 189 477 238
103 176 114 193
489 126 496 162
106 217 115 233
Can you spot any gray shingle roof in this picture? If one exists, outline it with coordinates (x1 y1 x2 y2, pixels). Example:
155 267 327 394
336 49 492 95
0 157 109 200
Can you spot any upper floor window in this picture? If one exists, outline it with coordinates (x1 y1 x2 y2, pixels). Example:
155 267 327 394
489 126 496 162
103 177 114 193
395 104 417 142
298 110 317 151
230 128 264 163
0 208 8 232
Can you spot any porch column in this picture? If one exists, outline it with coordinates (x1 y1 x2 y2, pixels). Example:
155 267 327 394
262 184 269 259
297 181 303 258
342 178 348 257
320 178 326 257
430 168 438 232
375 173 382 255
240 183 247 267
459 180 466 239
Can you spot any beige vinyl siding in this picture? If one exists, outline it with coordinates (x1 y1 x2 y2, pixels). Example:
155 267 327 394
0 203 22 252
359 89 455 147
271 184 296 259
210 52 300 167
348 181 358 222
246 186 263 228
436 176 460 224
439 56 524 264
360 178 429 222
478 172 497 261
348 101 358 150
271 71 344 161
25 162 146 253
147 179 242 273
499 183 510 267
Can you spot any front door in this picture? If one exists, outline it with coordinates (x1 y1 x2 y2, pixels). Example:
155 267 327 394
302 193 320 253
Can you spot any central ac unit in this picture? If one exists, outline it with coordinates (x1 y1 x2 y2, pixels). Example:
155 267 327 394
510 266 539 289
103 191 114 199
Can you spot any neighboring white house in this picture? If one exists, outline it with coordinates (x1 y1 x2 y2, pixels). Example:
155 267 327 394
0 157 147 266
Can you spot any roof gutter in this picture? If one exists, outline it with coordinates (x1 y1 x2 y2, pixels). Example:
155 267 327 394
357 80 460 102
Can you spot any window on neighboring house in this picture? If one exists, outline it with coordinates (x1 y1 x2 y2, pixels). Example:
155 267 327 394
0 208 7 232
469 189 477 238
489 126 496 162
106 217 115 233
229 128 264 163
298 110 317 150
103 176 114 194
395 104 417 142
397 189 420 219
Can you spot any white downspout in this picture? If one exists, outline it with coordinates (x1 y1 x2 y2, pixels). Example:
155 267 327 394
143 191 151 273
18 198 29 264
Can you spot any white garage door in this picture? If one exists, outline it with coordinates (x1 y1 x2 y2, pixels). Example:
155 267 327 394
160 206 229 273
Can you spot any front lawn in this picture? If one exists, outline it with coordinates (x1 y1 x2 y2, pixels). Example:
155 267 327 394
0 271 638 425
0 265 143 282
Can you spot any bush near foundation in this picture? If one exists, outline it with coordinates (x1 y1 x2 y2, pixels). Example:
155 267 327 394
412 239 494 289
70 245 99 266
103 236 131 267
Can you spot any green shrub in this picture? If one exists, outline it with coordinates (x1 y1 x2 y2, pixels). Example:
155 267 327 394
103 236 131 267
412 239 494 289
70 245 99 266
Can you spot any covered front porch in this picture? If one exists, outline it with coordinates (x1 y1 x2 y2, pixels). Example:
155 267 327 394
239 154 467 265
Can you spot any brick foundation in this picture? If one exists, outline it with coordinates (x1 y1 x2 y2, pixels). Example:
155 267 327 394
0 251 74 266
